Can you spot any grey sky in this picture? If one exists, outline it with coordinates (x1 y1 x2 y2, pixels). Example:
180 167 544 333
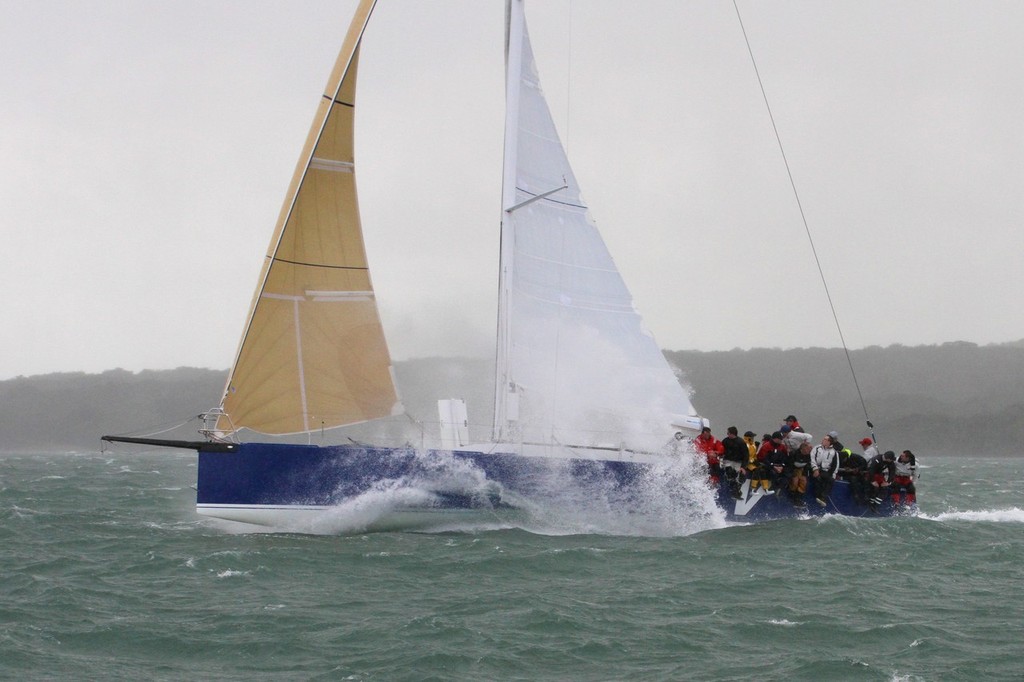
2 0 1022 380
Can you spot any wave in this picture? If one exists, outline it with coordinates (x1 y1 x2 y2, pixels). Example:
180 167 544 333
767 618 803 627
215 569 250 578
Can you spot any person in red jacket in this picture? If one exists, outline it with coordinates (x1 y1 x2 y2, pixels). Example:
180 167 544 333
694 426 724 484
782 414 802 432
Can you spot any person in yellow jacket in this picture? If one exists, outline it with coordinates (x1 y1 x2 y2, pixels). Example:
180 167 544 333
740 430 770 492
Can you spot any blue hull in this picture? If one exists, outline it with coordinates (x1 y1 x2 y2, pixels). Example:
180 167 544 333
196 443 908 528
714 477 907 520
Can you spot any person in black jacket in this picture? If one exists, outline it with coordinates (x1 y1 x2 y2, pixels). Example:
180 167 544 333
720 426 747 469
720 426 748 499
866 450 897 507
838 450 869 504
761 432 789 493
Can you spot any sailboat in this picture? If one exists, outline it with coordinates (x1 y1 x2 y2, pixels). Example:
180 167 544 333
103 0 904 528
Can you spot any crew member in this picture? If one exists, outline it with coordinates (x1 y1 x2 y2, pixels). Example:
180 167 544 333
860 437 879 463
838 449 869 504
781 425 813 458
809 435 839 506
742 431 768 492
782 415 802 432
760 432 789 492
892 450 918 506
695 426 724 485
828 431 846 459
867 450 897 508
720 426 747 499
787 441 812 506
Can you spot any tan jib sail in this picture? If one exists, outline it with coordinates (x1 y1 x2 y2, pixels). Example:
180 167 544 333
217 0 401 435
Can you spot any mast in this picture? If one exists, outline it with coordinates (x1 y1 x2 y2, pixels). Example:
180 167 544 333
492 0 526 442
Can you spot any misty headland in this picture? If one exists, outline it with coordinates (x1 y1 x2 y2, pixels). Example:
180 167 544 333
4 341 1021 458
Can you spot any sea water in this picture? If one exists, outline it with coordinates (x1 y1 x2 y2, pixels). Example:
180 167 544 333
1 451 1022 681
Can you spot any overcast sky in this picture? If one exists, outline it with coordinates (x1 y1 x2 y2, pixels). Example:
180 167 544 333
2 0 1023 380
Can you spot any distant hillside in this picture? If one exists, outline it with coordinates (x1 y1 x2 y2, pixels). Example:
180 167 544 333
0 367 225 453
666 341 1024 457
2 342 1022 456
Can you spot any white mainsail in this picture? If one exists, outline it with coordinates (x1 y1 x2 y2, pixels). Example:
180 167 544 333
217 0 401 435
494 0 701 453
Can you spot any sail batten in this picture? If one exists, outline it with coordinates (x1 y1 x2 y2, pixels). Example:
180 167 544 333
310 158 355 173
217 0 399 436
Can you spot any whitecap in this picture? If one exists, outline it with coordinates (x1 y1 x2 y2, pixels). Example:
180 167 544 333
216 569 250 578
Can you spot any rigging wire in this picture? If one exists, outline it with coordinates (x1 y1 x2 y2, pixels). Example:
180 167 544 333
731 1 875 439
114 415 201 439
564 0 574 154
99 415 203 453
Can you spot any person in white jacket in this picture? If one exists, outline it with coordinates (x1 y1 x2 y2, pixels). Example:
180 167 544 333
781 424 813 456
860 437 879 463
809 435 839 506
891 450 919 506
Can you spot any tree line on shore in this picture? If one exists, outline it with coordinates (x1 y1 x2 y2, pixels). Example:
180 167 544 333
2 341 1021 456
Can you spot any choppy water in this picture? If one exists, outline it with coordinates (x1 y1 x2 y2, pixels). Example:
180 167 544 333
2 451 1022 681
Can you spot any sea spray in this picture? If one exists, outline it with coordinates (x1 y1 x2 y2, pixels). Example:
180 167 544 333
506 440 726 537
324 443 721 536
310 449 508 534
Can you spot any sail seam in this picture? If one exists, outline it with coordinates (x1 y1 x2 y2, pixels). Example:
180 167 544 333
322 95 355 108
270 256 368 271
292 299 310 432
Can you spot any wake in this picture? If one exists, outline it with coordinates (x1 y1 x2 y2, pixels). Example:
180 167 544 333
921 507 1024 524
